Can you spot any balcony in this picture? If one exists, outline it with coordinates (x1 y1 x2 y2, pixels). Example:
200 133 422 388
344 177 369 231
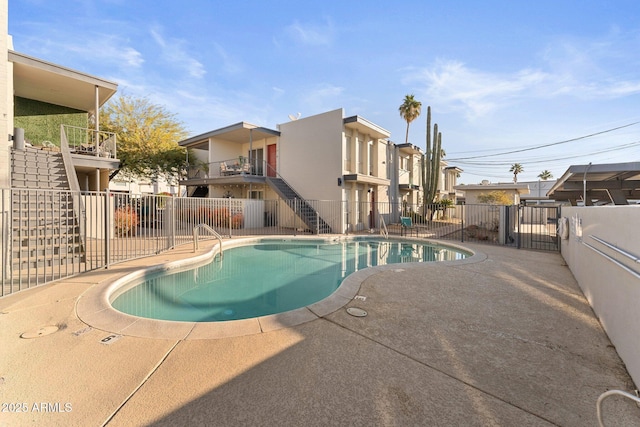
63 125 117 159
182 157 271 186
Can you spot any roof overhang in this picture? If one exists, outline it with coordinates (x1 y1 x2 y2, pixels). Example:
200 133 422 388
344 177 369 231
454 183 530 195
396 143 422 155
179 122 281 150
10 50 118 113
547 162 640 205
344 115 390 140
343 173 390 186
444 166 464 173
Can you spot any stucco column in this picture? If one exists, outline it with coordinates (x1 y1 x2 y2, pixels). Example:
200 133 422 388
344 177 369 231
94 85 99 153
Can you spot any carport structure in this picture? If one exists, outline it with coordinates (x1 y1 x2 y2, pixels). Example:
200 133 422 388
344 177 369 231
548 162 640 205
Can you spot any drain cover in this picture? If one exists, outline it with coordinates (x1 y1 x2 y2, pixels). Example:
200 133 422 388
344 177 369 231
20 325 59 339
347 307 367 317
100 334 123 345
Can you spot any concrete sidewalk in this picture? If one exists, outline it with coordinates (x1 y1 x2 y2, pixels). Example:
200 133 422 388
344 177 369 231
1 240 638 426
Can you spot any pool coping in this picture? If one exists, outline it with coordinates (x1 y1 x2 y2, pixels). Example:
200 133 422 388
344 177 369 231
75 235 486 340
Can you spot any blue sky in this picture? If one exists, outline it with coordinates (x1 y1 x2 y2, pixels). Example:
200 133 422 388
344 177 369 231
9 0 640 183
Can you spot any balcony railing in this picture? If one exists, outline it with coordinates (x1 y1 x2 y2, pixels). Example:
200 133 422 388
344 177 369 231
62 125 117 159
187 157 267 180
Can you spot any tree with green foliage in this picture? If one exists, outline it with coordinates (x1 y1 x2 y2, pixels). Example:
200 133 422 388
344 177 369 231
509 163 524 183
477 190 513 205
538 170 553 180
398 94 422 144
99 95 189 182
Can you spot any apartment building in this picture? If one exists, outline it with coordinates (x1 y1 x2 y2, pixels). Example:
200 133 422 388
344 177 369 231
180 108 462 233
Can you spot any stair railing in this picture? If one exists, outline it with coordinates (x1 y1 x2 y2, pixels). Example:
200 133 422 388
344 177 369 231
59 125 86 255
264 161 332 234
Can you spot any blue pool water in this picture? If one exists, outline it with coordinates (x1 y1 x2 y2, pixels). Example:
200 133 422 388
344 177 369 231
111 238 471 322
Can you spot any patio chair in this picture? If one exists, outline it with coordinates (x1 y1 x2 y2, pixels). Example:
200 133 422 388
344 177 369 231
241 162 252 174
400 216 417 237
220 162 230 176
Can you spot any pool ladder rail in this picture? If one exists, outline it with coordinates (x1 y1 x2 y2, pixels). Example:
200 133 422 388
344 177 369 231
379 214 389 239
193 224 224 260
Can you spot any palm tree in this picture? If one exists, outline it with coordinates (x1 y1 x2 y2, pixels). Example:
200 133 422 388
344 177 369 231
510 163 524 183
538 170 553 180
398 94 422 144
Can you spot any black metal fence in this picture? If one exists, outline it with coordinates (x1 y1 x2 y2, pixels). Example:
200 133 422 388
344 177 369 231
1 188 560 297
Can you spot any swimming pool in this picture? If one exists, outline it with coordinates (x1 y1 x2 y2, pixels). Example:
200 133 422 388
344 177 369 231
111 237 472 322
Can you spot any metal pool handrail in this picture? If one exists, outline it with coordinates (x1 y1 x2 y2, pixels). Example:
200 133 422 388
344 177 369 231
193 223 224 259
596 389 640 426
379 214 389 239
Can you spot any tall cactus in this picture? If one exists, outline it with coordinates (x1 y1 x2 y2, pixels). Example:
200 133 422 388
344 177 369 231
421 106 442 210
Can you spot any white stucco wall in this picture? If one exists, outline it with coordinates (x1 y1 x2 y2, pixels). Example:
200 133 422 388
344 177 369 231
278 109 344 201
560 205 640 385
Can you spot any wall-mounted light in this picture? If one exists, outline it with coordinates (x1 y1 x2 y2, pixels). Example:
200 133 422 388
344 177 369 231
337 177 342 186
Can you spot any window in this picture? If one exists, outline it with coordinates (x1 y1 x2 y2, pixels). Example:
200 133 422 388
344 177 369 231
357 138 364 174
249 148 263 175
249 190 263 200
400 156 408 170
345 136 352 171
368 140 374 175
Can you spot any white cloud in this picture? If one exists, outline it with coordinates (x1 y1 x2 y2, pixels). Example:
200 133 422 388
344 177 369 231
284 18 335 46
300 83 344 113
404 60 551 119
150 26 206 79
212 43 244 76
404 44 640 121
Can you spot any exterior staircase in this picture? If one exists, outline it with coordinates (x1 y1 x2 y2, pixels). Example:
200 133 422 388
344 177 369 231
190 185 209 197
266 177 332 233
11 148 69 189
9 148 85 277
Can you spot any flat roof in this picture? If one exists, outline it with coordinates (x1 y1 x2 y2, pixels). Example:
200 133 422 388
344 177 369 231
547 162 640 205
179 122 281 149
396 143 423 155
344 115 390 139
454 183 530 194
10 50 118 112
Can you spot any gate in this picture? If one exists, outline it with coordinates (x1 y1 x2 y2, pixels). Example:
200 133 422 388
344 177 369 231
516 205 560 251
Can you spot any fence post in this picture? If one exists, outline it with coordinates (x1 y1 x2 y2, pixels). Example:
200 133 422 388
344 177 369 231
228 198 232 238
516 205 521 249
461 204 464 243
1 189 8 289
104 189 110 268
169 195 176 249
556 206 561 252
293 199 297 236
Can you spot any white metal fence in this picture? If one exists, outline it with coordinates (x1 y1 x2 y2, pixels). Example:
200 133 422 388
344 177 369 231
0 188 560 297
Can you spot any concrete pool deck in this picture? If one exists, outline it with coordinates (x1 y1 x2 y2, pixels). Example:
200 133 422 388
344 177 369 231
1 238 638 426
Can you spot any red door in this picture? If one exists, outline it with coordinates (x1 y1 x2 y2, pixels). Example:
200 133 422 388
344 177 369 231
267 144 277 177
